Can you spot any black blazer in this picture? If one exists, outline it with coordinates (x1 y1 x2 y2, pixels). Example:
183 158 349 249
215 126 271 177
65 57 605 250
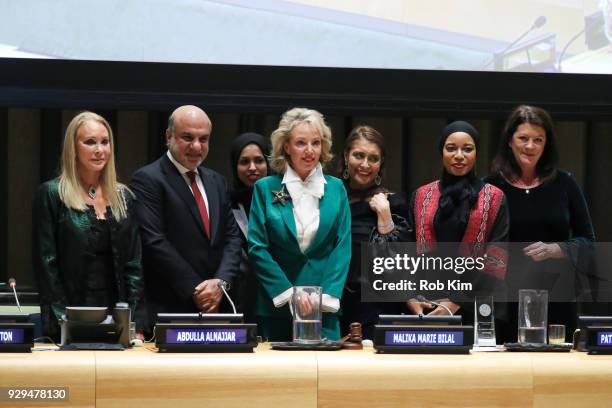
130 154 241 316
32 179 144 340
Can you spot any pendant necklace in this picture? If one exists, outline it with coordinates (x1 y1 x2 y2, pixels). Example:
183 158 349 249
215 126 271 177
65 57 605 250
519 178 537 195
88 186 97 200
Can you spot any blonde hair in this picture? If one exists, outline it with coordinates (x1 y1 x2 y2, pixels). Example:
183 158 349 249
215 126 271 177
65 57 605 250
270 107 333 174
58 111 130 220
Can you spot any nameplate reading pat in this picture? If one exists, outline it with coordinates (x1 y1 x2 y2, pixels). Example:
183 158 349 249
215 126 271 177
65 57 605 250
586 327 612 354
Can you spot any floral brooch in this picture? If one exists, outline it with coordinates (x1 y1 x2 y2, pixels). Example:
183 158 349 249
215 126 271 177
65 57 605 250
271 187 290 206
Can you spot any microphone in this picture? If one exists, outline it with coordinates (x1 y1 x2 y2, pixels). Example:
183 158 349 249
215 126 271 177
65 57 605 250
482 15 547 69
416 295 453 316
8 278 22 312
532 16 547 29
218 280 236 314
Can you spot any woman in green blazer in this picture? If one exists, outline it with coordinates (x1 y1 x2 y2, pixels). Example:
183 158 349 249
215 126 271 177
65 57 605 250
248 107 351 341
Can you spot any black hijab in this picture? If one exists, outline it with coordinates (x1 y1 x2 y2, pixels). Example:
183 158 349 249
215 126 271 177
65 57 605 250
435 121 483 242
230 132 270 214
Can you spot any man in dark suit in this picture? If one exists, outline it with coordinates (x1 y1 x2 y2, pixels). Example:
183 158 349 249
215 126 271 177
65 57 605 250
131 105 241 323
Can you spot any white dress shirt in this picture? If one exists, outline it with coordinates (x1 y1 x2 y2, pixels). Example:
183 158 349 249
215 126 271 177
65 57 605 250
283 163 326 252
167 150 209 212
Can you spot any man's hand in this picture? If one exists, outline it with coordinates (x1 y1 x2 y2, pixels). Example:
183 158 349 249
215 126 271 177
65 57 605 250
405 298 435 315
427 299 460 316
193 278 223 313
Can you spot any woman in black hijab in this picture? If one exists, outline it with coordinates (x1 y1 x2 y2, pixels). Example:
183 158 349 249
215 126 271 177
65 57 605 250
230 132 270 322
407 121 509 321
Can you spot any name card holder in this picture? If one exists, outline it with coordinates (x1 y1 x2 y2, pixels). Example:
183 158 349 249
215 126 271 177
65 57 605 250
373 325 474 354
585 326 612 354
0 322 34 352
576 316 612 351
155 323 258 353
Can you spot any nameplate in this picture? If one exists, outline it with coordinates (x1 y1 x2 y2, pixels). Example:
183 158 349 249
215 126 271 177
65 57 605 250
165 328 248 345
0 328 24 344
596 331 612 346
385 330 464 346
374 324 473 354
0 323 34 352
585 326 612 354
155 323 258 353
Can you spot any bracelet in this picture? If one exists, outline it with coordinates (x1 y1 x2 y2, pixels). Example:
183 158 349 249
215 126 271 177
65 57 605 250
377 221 395 231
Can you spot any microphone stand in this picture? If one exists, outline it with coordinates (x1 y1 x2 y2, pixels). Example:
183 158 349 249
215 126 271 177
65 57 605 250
556 14 603 72
8 279 22 312
482 19 546 70
218 280 237 314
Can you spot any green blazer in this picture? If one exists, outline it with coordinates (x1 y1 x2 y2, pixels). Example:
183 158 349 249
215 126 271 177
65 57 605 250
248 174 351 340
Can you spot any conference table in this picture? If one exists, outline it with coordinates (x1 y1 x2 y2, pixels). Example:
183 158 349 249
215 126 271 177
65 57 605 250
1 344 612 407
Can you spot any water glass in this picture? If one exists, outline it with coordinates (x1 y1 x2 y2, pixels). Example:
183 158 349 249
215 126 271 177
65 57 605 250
548 324 566 344
292 286 322 344
518 289 548 344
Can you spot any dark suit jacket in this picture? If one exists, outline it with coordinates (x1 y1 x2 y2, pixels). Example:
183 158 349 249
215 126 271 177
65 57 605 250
130 154 241 318
33 179 144 340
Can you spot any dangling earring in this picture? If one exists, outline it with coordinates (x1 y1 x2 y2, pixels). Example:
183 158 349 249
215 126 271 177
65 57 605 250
342 162 349 180
374 173 382 186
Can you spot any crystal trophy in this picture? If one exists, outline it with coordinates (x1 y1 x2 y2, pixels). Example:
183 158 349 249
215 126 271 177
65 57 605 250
474 295 496 347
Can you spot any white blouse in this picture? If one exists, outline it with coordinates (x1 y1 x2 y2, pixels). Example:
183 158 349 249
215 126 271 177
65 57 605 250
272 163 339 313
282 163 326 252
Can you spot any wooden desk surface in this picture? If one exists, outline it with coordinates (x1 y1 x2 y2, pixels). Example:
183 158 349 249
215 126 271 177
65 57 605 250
317 349 612 407
1 345 612 408
0 350 95 408
95 345 317 408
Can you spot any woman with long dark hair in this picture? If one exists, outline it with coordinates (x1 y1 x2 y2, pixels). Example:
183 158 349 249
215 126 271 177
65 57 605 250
486 105 595 341
338 125 411 339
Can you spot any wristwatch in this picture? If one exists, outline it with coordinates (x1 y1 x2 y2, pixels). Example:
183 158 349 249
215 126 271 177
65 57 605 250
218 279 230 291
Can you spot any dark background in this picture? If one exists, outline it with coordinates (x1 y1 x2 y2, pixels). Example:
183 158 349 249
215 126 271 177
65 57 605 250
1 57 611 289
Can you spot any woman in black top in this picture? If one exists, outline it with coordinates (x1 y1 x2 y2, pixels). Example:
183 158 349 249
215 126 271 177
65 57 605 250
229 132 270 322
486 105 595 341
338 125 411 339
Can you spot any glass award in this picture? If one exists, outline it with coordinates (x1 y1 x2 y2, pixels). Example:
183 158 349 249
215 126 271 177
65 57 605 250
474 296 496 347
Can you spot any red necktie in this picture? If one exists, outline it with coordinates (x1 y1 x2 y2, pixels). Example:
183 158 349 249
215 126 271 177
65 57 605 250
186 171 210 239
